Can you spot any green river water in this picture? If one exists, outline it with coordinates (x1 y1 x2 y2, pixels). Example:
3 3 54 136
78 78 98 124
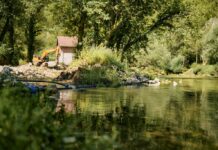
58 79 218 149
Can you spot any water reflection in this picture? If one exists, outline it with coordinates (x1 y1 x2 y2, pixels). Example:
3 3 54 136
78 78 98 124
56 90 76 113
57 79 218 149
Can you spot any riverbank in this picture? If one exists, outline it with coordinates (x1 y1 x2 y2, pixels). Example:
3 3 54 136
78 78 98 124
160 68 218 79
0 64 62 80
1 63 218 89
0 64 152 90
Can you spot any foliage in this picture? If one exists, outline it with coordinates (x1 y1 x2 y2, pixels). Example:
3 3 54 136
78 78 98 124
22 0 50 62
0 0 217 76
70 46 124 86
0 85 147 149
137 0 218 71
146 38 171 70
191 64 217 76
52 0 182 54
201 18 218 65
71 46 122 68
0 85 218 149
0 44 13 65
133 38 185 74
168 55 185 73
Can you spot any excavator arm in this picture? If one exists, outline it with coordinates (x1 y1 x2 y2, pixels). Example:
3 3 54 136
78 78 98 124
33 46 60 66
40 49 56 60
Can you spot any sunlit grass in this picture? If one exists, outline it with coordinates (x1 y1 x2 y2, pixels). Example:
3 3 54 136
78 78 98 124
70 46 123 69
69 46 124 86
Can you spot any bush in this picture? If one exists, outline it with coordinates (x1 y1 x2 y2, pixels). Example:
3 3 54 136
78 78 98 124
144 41 171 70
69 46 124 86
191 64 217 76
0 87 120 149
0 44 13 65
0 44 21 65
192 63 202 74
70 46 123 69
168 55 185 73
201 18 218 64
215 64 218 73
201 65 216 75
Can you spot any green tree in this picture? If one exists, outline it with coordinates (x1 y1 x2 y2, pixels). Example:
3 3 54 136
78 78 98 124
0 0 23 65
166 0 218 65
201 18 218 65
105 0 182 55
22 0 50 62
51 0 182 59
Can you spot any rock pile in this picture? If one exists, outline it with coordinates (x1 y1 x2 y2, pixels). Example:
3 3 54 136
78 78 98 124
0 66 17 87
12 64 62 79
0 64 62 80
56 67 81 82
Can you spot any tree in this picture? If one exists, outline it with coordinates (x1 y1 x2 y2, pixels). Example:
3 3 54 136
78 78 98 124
173 0 218 65
51 0 183 60
201 18 218 65
22 0 50 62
0 0 23 65
105 0 182 53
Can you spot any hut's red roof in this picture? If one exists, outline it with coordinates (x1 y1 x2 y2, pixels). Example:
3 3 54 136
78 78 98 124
57 36 78 48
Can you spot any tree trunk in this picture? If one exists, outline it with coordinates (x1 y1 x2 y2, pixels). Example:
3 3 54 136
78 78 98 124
9 19 14 49
8 18 15 65
27 16 36 62
93 23 100 46
106 18 128 48
78 12 87 51
0 18 9 42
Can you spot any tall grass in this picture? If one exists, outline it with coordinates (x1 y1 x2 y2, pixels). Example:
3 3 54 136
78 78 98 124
70 46 123 69
69 46 124 86
191 64 218 76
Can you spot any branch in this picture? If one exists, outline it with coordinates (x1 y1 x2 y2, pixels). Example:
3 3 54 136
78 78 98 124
123 4 181 52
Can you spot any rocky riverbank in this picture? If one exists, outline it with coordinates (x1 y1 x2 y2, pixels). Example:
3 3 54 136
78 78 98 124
0 64 159 88
0 64 62 80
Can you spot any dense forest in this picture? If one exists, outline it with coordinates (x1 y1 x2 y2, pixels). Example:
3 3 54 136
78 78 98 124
0 0 218 74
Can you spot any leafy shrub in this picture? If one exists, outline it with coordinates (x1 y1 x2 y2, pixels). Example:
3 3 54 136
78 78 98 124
191 63 202 74
69 46 124 86
0 87 120 149
201 65 216 75
201 18 218 64
191 64 217 76
70 46 123 69
0 44 21 65
215 64 218 73
0 44 13 65
144 40 171 70
168 55 185 73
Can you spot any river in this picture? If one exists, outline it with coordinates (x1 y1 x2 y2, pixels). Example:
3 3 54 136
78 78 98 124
57 79 218 149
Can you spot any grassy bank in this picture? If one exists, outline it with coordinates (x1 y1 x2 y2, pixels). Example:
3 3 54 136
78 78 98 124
68 46 153 87
69 46 124 86
160 64 218 79
65 46 218 86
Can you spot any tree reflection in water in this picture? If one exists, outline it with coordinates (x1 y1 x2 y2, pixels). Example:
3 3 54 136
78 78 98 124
56 90 76 113
56 80 218 150
1 80 218 149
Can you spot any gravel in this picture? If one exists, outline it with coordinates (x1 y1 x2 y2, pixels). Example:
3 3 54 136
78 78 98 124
0 64 62 80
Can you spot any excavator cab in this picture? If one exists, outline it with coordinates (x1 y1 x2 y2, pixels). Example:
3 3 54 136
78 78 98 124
33 47 60 67
43 55 49 62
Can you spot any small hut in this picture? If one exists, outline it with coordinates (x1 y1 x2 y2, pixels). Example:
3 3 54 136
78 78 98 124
57 36 78 65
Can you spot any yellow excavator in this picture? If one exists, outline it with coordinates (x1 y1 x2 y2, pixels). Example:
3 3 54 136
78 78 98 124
33 46 60 66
